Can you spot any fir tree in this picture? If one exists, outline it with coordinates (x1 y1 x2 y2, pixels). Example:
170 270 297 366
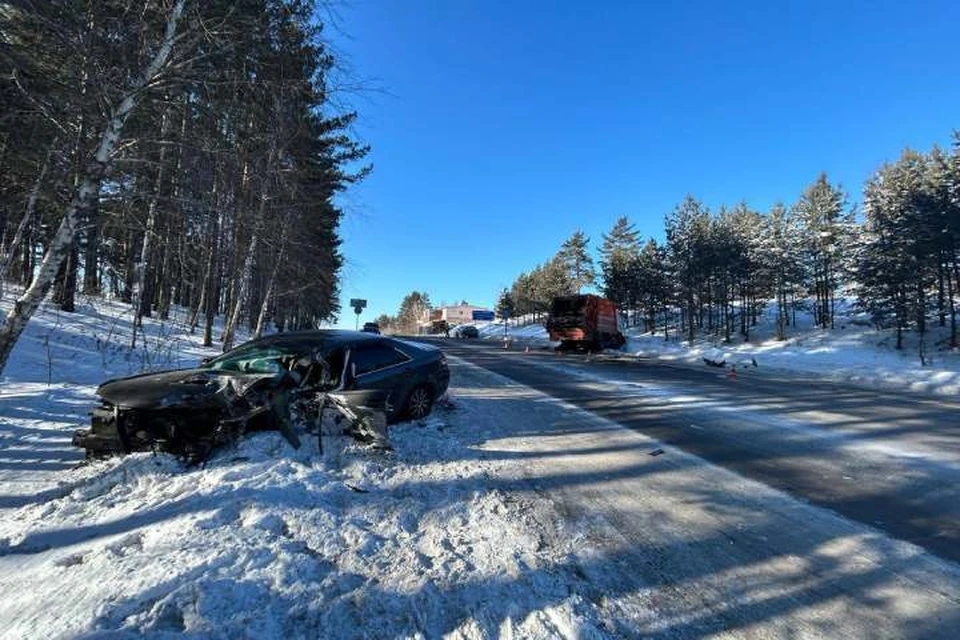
557 230 595 293
599 217 640 318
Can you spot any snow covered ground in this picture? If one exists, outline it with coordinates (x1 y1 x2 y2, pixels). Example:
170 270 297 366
3 294 960 638
0 295 607 638
624 301 960 397
471 320 551 345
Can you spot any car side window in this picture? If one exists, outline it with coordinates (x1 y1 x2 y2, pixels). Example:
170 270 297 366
352 344 410 376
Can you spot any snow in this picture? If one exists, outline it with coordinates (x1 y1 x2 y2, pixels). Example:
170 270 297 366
622 299 960 397
3 292 960 638
461 320 552 345
0 293 610 638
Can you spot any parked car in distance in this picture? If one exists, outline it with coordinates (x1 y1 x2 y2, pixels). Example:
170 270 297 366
454 325 479 339
429 319 449 335
72 331 449 460
362 322 380 334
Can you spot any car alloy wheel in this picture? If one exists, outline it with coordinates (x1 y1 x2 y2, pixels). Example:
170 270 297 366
407 386 433 419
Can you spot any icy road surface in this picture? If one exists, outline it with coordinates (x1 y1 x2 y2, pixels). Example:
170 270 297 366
2 355 960 638
421 337 960 566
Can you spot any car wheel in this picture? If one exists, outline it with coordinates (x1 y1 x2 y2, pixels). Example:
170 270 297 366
404 385 434 420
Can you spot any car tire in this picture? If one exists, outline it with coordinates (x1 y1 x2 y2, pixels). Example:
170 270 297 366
404 385 434 420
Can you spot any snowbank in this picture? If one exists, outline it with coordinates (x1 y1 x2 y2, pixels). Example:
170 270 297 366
624 301 960 397
471 321 551 345
0 417 607 638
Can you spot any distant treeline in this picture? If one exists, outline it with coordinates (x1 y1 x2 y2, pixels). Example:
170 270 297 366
0 1 367 370
506 132 960 350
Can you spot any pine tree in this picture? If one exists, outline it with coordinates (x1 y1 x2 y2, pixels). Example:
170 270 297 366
599 217 639 320
760 202 805 339
665 195 710 343
497 289 516 321
632 238 670 334
397 291 431 334
793 173 853 330
0 0 370 369
859 164 914 348
557 230 595 293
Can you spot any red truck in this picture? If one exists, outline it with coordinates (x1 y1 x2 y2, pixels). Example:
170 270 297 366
545 294 626 351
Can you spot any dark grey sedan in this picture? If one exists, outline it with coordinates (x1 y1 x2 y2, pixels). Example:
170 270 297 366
73 331 450 460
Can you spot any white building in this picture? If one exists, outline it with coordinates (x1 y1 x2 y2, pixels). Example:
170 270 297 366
426 304 494 326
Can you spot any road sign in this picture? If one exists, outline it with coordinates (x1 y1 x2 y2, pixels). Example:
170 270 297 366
350 298 367 314
350 299 367 329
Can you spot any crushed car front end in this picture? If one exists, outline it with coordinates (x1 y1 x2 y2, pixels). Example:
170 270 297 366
74 401 226 460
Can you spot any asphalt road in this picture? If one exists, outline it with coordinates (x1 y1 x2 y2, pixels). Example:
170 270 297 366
415 337 960 565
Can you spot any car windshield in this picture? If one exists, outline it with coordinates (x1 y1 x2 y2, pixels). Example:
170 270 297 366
203 343 303 374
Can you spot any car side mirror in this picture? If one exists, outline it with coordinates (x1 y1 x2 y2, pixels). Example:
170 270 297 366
199 356 212 367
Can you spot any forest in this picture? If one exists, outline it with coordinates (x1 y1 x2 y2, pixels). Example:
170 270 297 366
506 133 960 352
0 0 367 372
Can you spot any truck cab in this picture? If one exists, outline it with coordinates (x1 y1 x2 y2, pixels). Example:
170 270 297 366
546 294 626 351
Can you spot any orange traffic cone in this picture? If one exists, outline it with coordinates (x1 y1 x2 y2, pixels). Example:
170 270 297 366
727 365 737 381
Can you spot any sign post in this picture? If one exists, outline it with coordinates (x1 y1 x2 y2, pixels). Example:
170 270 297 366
349 298 367 330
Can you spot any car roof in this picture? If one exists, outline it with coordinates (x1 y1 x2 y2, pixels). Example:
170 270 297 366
241 329 384 351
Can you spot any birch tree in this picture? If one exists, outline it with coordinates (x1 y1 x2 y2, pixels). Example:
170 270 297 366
0 0 187 373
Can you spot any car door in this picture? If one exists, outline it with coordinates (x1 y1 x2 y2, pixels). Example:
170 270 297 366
345 340 413 413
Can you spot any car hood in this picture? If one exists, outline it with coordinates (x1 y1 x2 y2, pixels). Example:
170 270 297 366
97 368 267 411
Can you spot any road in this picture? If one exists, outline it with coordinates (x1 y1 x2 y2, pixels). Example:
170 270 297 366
416 336 960 566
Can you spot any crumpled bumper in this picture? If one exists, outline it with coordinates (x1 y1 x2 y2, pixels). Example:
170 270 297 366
73 404 125 456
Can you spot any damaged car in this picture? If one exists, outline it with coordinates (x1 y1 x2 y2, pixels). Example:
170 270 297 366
72 331 450 462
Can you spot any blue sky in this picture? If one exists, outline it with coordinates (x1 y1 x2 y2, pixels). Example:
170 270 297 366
327 0 959 327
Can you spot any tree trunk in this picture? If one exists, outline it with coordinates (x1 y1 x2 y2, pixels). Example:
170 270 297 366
937 260 946 327
948 259 957 348
0 138 56 296
53 241 78 312
132 106 173 343
82 196 100 294
0 0 187 374
203 210 223 348
253 215 289 339
222 144 276 351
